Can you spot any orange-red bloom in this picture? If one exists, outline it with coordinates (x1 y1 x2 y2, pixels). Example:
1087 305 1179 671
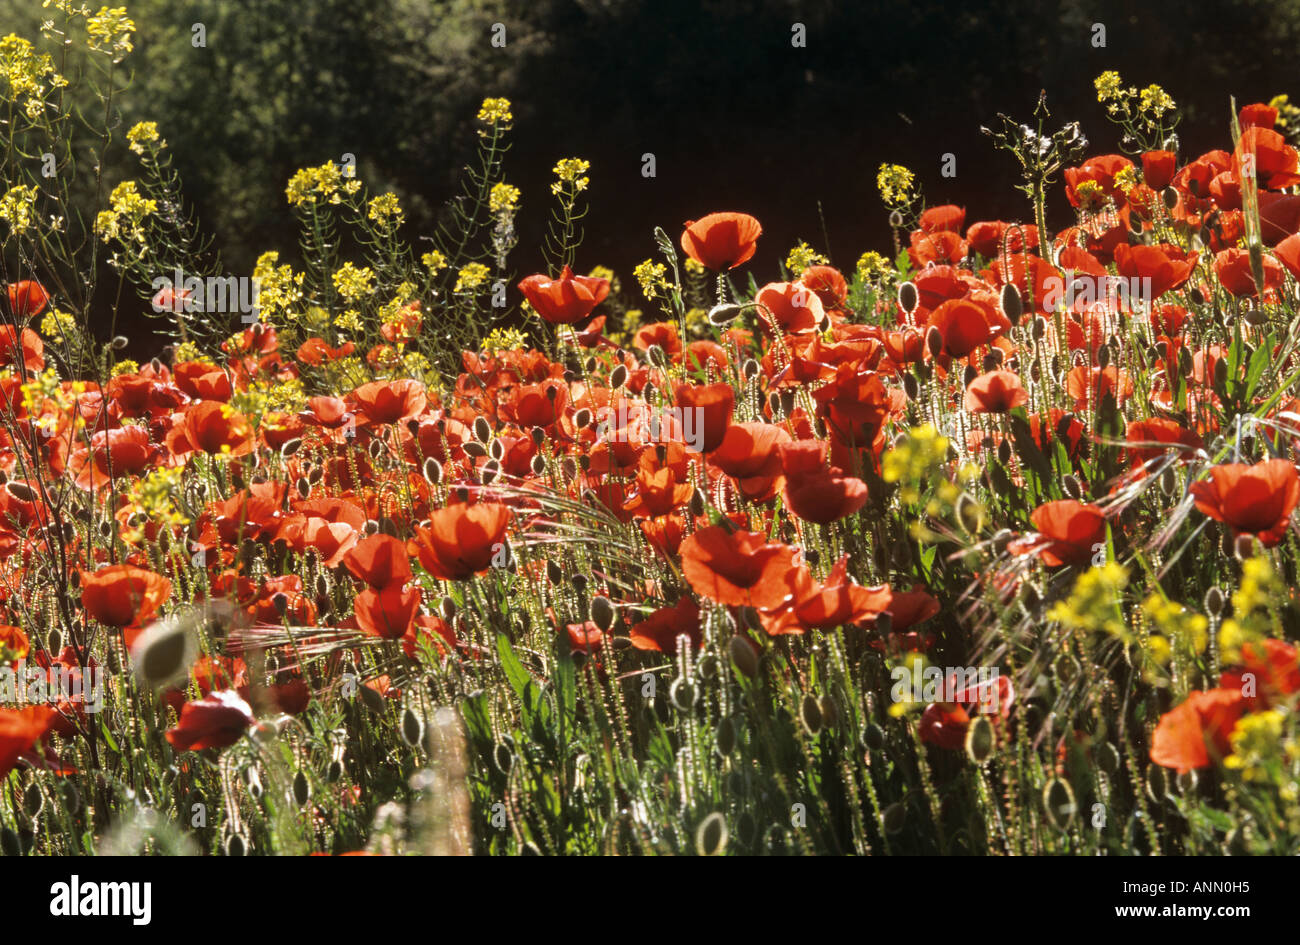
410 502 511 580
1189 458 1300 547
0 705 59 778
680 212 762 271
964 370 1028 413
1149 688 1246 774
679 526 796 609
6 280 49 318
81 564 171 628
517 266 610 324
165 690 254 752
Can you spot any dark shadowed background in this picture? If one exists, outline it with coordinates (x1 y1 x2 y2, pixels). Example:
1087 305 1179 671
5 0 1298 343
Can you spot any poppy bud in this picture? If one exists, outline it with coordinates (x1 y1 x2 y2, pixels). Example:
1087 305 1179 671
742 358 760 380
473 416 491 443
573 408 592 428
729 635 759 678
1097 344 1110 370
670 677 696 711
695 812 728 856
609 364 628 389
818 695 839 729
530 453 546 475
897 281 918 313
888 210 904 228
1062 474 1082 500
647 344 667 368
965 715 996 764
882 803 906 834
864 722 886 751
800 694 823 735
590 595 615 632
1146 764 1168 803
530 425 546 445
463 440 487 458
1162 186 1178 210
1042 778 1076 831
585 356 597 374
480 460 499 485
997 439 1012 466
1000 283 1023 326
715 716 736 756
571 572 588 594
902 372 920 401
1204 586 1225 617
1190 286 1205 305
295 477 310 499
707 302 744 325
422 457 442 484
1234 534 1258 560
925 326 943 359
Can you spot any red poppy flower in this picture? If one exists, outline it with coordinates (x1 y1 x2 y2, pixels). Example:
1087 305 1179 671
918 204 966 234
679 526 796 610
1009 500 1107 568
1141 150 1177 190
344 534 413 589
709 422 791 502
1064 154 1134 207
6 280 49 318
798 265 848 310
165 690 255 752
410 502 511 580
168 400 254 456
1235 126 1300 190
0 705 59 778
296 337 355 365
68 425 158 490
1240 102 1278 130
1273 232 1300 279
1220 638 1300 710
926 299 996 358
81 564 171 628
355 583 421 640
761 556 891 635
755 281 824 334
1112 243 1198 301
779 439 868 524
1124 418 1203 466
679 212 762 271
1149 688 1246 774
964 370 1028 413
0 325 45 371
673 382 734 453
1213 248 1284 297
629 598 702 654
351 379 427 425
517 266 610 324
1190 458 1300 547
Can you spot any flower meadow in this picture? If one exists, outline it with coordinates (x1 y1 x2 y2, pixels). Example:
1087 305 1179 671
2 8 1300 859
